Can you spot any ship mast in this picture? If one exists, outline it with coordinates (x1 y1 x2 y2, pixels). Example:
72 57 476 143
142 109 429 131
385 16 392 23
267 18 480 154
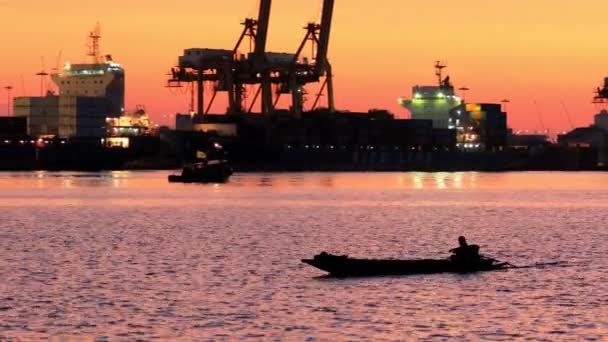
87 23 102 64
593 77 608 109
435 61 446 87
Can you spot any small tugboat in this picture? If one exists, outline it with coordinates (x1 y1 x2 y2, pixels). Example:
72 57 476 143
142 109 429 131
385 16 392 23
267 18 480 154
168 143 233 183
168 159 233 183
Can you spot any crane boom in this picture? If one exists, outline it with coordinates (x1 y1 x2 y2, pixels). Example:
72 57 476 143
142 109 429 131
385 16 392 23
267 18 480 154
254 0 272 62
253 0 273 114
315 0 334 75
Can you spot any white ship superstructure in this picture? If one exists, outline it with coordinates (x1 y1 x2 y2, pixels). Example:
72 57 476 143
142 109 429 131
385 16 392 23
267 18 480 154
14 24 126 138
52 58 125 117
398 62 463 129
398 62 508 152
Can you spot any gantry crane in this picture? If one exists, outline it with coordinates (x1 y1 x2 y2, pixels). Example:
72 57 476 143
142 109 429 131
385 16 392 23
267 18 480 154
260 0 335 117
232 0 273 114
252 0 273 115
167 0 273 118
167 0 335 119
168 48 233 121
289 0 335 116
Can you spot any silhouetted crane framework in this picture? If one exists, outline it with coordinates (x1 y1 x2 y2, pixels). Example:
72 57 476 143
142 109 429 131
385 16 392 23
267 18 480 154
167 0 335 118
166 0 271 119
286 0 335 117
168 51 228 119
233 0 272 114
594 77 608 106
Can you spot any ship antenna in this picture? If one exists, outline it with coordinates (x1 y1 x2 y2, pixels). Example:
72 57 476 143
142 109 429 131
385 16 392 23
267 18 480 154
435 60 447 87
87 23 102 63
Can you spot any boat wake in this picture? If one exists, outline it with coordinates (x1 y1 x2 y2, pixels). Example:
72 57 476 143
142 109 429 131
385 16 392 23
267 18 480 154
502 261 569 270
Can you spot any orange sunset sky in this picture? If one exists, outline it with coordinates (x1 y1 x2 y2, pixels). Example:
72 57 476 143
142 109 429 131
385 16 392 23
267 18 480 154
1 0 608 133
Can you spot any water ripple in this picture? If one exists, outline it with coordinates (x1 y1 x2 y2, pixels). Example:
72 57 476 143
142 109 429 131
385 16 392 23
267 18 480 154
0 171 607 340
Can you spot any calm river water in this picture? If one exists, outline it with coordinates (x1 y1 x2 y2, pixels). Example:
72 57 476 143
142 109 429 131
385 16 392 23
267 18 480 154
0 171 607 341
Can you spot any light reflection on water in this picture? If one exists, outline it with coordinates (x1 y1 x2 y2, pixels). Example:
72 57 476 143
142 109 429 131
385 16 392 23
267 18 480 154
0 171 607 340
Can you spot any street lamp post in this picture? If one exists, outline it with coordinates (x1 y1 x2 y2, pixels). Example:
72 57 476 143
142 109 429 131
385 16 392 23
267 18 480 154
4 86 13 116
458 87 469 102
501 99 510 112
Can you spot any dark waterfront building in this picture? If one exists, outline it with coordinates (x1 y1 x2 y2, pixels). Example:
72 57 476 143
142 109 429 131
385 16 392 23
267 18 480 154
594 110 608 131
175 114 194 131
0 117 27 137
558 126 608 168
161 109 527 172
14 95 113 138
451 103 508 152
558 126 608 148
477 103 508 151
178 109 455 152
507 131 550 150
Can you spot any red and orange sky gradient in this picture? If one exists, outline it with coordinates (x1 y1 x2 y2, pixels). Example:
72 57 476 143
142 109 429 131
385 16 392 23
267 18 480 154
1 0 608 133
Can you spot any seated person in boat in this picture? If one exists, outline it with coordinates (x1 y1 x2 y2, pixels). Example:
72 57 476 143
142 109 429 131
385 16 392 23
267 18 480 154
194 160 208 168
449 236 481 265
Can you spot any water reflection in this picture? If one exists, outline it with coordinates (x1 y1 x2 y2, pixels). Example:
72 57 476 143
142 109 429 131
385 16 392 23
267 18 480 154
232 172 481 190
258 176 274 187
110 171 130 178
109 171 130 188
319 176 334 188
453 172 464 188
3 171 608 192
288 175 305 186
61 177 74 189
1 171 607 340
410 172 468 190
413 172 424 189
434 172 448 189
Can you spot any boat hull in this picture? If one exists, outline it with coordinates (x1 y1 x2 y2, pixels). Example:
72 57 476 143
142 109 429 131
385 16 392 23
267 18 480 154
168 173 231 183
302 253 507 277
168 161 233 183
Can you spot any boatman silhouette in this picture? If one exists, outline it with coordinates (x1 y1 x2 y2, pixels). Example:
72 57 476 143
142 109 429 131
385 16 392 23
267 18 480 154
449 236 481 265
